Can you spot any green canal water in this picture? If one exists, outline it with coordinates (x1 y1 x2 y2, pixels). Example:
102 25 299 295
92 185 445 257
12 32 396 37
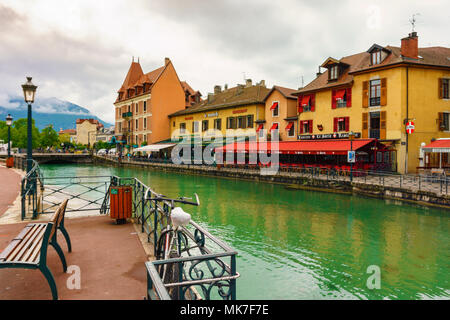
41 163 449 300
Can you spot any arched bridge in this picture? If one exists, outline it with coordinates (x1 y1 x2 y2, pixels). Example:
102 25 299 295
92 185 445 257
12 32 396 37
13 153 93 165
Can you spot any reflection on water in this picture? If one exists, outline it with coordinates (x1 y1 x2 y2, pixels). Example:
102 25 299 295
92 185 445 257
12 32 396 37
42 164 450 300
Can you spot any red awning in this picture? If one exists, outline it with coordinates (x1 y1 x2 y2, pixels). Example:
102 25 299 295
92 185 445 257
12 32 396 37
215 139 380 155
285 122 294 131
270 102 278 110
270 123 278 131
301 95 310 106
423 138 450 152
256 124 263 132
336 89 346 100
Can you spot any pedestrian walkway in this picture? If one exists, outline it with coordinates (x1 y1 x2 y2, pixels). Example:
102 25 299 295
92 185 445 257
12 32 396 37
0 215 149 299
0 165 22 217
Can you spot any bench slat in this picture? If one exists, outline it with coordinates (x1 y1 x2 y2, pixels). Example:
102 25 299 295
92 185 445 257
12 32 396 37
21 226 47 263
6 224 45 262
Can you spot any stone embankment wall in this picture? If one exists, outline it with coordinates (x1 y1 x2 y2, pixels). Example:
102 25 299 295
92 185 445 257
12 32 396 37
93 155 450 210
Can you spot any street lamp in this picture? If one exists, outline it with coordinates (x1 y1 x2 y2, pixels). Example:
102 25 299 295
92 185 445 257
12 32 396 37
349 131 355 182
21 77 37 173
6 114 13 166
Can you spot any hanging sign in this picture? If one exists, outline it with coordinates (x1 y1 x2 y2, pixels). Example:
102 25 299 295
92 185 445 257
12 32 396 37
347 151 356 163
406 121 415 134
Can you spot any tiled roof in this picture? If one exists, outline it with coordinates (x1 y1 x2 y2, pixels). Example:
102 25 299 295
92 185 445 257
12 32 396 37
58 129 76 135
297 44 450 94
76 119 103 128
264 85 298 100
169 84 270 117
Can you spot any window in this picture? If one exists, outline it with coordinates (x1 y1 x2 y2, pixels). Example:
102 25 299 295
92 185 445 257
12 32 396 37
192 121 199 133
143 101 147 112
371 50 382 65
369 112 380 139
202 120 209 132
135 119 138 130
144 118 147 129
135 103 138 113
442 112 450 131
271 102 279 117
237 116 246 129
300 120 313 134
180 123 186 134
334 117 349 132
287 122 295 137
214 118 222 130
227 117 236 129
370 79 381 106
329 65 338 80
246 115 254 128
441 79 450 99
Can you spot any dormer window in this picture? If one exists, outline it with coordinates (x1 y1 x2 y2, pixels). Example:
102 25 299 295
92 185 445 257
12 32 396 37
371 50 382 65
329 65 338 80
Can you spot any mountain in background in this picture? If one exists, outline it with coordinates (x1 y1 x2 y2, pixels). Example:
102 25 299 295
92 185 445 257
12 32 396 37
0 96 112 131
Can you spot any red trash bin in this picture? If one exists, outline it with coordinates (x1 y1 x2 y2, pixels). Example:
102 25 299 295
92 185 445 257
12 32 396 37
109 186 132 224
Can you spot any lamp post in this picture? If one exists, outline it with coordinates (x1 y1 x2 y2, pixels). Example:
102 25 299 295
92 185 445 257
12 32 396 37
21 77 37 173
6 114 12 158
349 131 355 182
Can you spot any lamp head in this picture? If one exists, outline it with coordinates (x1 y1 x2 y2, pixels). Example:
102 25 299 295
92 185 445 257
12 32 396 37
21 76 37 104
6 114 12 126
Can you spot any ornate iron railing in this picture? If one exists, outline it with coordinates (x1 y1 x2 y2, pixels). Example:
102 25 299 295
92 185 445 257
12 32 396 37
104 176 239 300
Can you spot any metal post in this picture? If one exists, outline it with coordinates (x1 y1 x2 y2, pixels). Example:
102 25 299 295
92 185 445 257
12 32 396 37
350 138 353 182
231 254 237 300
7 125 11 158
27 102 33 173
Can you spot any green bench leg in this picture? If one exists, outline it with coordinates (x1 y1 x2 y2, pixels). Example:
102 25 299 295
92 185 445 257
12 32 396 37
40 265 58 300
50 241 67 272
59 226 72 253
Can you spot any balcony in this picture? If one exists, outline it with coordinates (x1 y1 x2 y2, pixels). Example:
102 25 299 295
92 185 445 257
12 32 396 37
369 129 380 139
370 97 380 107
122 112 133 118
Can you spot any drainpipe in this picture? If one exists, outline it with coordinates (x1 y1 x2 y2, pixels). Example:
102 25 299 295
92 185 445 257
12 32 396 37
405 66 409 174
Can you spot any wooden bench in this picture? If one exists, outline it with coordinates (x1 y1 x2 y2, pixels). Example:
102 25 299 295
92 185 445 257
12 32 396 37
0 199 70 300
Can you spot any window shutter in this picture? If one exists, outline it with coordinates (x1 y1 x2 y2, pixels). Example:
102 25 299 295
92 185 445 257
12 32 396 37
438 112 444 131
298 96 303 113
362 112 368 138
310 94 315 112
333 118 338 132
438 78 443 99
380 78 387 106
346 88 352 107
299 121 303 134
309 120 313 133
362 81 369 108
380 111 386 139
332 90 337 109
345 117 350 131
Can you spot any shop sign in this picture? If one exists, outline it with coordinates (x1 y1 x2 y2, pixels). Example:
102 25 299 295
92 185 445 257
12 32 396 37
298 132 361 140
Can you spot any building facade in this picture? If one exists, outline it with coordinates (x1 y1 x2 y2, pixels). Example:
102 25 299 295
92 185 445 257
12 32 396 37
114 57 199 149
169 80 270 142
262 86 298 141
294 32 450 173
75 119 103 145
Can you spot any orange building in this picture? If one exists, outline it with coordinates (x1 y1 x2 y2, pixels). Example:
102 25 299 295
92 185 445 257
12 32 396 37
262 86 298 141
114 57 199 148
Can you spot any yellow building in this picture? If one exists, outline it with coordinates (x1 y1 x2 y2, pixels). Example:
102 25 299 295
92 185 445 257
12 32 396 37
262 86 298 141
169 80 270 142
75 119 103 146
294 32 450 173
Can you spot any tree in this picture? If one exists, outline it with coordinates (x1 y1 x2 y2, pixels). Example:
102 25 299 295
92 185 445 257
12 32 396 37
40 125 59 148
9 118 40 149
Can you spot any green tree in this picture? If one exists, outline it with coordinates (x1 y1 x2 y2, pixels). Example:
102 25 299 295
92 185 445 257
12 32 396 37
40 125 59 148
5 118 41 149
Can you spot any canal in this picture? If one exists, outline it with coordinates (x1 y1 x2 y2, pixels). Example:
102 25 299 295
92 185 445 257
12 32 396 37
41 163 449 300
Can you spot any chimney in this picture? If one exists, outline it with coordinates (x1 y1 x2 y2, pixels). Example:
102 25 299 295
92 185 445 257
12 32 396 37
207 93 214 103
401 32 418 59
165 57 170 66
258 80 266 87
214 85 222 94
245 79 252 87
316 66 322 77
236 84 244 95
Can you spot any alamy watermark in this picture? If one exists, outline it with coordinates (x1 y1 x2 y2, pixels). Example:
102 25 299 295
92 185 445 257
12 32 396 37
366 265 381 290
66 265 81 290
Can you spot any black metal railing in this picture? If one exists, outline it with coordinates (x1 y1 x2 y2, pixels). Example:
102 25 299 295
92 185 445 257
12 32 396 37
370 97 380 106
101 176 239 300
20 160 43 220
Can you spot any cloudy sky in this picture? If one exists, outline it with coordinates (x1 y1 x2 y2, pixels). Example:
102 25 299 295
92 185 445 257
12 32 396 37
0 0 449 123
